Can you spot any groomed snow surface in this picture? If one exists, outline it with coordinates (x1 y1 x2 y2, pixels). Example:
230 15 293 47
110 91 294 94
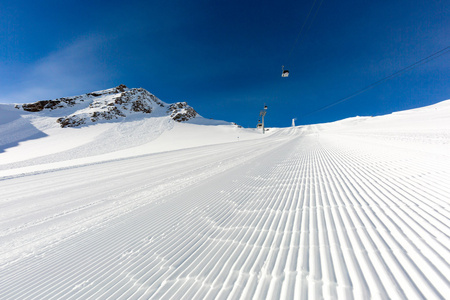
1 100 450 299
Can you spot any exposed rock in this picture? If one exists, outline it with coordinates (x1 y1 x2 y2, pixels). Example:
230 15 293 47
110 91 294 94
167 102 198 122
91 107 126 121
57 115 86 128
21 100 53 112
113 88 156 113
20 96 83 112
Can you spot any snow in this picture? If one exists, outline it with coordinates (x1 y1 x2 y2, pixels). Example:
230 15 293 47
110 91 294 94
1 100 450 299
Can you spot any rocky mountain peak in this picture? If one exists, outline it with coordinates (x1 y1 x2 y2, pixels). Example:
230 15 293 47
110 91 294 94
86 84 128 97
15 85 198 127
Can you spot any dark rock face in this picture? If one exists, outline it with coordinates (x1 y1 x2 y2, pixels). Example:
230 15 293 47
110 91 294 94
167 102 198 122
113 88 163 113
20 96 83 112
57 116 86 128
57 106 127 128
16 85 199 127
20 100 51 112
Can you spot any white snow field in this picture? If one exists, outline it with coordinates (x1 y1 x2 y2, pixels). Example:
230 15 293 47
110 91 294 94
1 100 450 299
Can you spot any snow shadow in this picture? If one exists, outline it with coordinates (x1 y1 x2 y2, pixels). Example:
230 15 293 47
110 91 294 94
0 105 48 154
0 131 48 154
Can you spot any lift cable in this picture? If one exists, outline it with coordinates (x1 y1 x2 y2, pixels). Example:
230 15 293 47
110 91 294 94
303 46 450 117
287 0 325 62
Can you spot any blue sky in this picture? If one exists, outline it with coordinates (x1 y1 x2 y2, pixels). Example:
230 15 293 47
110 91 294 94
1 0 449 127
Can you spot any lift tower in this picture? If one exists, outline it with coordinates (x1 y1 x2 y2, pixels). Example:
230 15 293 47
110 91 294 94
259 105 267 134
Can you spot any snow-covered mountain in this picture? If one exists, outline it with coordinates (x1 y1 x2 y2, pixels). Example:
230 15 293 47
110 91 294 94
14 84 198 127
0 86 259 175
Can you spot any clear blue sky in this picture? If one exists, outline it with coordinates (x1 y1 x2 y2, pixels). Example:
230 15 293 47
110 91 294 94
1 0 449 127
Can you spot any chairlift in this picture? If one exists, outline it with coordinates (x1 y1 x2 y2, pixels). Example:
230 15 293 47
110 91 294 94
282 65 289 77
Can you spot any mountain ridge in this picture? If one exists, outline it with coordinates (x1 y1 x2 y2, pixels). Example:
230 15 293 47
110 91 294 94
14 84 198 128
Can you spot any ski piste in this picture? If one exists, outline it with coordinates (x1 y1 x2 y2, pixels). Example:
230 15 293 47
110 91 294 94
1 100 450 299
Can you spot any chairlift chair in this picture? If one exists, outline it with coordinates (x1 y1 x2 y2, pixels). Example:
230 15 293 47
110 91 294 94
282 65 289 77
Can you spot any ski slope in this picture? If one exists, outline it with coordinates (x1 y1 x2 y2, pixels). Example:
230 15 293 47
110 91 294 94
1 101 450 299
